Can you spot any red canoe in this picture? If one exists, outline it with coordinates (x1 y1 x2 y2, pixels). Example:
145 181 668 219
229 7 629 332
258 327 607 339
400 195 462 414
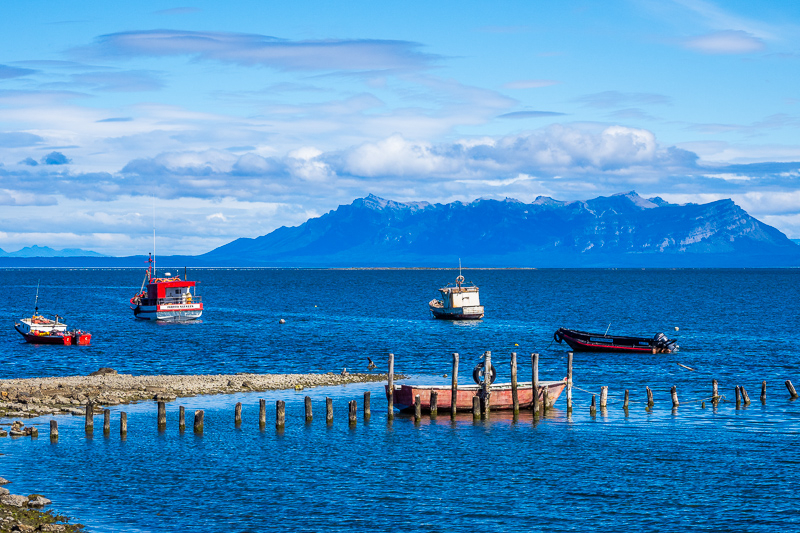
387 379 566 412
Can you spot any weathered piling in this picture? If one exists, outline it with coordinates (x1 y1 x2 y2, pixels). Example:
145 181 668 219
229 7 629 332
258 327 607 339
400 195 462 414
742 386 751 405
590 394 596 416
304 396 312 422
472 395 480 419
276 401 285 429
786 380 798 399
451 352 459 418
157 401 166 429
50 420 58 441
194 410 204 433
567 352 573 412
510 352 519 414
646 387 654 408
120 412 127 436
414 394 421 422
259 399 266 428
735 386 741 408
179 406 186 431
430 391 438 418
349 400 357 425
326 397 333 423
761 381 767 403
623 389 630 409
671 386 679 408
712 379 720 406
542 387 549 415
600 386 608 409
103 409 111 434
85 403 94 433
481 351 492 416
235 402 242 426
30 427 38 438
532 352 540 416
387 353 395 420
364 391 371 419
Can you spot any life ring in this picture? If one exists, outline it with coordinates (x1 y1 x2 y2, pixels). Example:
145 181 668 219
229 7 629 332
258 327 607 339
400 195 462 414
472 362 497 385
553 330 563 343
456 275 465 285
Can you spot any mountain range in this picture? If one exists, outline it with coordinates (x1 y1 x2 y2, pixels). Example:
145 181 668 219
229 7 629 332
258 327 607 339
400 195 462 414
201 191 800 267
0 245 105 258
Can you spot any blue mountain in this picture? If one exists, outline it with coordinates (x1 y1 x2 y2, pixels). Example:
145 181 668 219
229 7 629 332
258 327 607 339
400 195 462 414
0 245 106 258
202 191 800 267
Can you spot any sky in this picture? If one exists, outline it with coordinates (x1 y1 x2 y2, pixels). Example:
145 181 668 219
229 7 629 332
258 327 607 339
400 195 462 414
1 0 799 256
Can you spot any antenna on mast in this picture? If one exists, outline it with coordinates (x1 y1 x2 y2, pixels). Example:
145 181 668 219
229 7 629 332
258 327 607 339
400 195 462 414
152 193 156 278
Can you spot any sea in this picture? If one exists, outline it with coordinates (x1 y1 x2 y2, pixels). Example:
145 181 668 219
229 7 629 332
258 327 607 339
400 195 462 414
1 268 799 532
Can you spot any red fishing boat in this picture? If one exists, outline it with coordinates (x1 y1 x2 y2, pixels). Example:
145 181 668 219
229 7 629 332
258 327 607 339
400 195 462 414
387 379 566 412
15 315 91 345
130 254 203 321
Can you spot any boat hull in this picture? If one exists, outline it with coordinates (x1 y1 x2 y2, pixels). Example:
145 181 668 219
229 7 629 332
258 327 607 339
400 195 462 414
555 328 676 354
429 303 484 320
132 303 203 321
387 380 566 412
15 325 91 345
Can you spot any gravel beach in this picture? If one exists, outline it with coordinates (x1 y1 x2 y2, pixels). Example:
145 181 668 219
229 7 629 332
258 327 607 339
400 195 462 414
0 370 392 419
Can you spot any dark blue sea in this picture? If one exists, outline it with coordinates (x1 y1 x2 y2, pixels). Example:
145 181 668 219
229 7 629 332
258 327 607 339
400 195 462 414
2 268 800 532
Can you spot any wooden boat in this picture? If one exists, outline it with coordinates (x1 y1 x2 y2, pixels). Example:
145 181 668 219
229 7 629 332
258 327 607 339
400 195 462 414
387 380 566 412
429 268 484 320
130 254 203 321
554 327 677 354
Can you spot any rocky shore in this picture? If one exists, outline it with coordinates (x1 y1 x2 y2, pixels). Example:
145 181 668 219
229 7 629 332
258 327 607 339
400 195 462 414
0 369 392 419
0 477 84 532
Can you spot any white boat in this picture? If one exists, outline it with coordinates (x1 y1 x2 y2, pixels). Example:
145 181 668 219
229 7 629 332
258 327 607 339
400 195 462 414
429 268 484 320
129 254 203 321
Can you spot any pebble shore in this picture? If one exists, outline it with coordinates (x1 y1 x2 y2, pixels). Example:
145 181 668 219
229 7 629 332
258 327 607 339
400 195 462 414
0 477 84 532
0 370 392 419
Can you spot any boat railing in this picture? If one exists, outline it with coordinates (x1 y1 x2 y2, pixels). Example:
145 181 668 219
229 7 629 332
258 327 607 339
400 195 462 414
158 295 202 305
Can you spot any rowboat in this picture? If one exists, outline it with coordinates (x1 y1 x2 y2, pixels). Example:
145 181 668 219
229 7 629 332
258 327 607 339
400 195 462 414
554 327 678 353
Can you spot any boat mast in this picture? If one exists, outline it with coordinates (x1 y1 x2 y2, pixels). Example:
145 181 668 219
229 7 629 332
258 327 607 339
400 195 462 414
33 280 40 317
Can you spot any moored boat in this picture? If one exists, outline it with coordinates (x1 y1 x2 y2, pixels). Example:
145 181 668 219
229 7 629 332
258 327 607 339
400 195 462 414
554 327 678 354
130 254 203 321
429 268 484 320
387 380 566 412
14 315 91 346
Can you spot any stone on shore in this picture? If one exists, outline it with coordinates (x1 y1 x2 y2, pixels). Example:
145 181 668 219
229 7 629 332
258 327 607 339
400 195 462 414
1 494 27 507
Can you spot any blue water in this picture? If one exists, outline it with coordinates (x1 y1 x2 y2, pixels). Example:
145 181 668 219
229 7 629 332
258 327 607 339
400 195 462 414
1 268 800 532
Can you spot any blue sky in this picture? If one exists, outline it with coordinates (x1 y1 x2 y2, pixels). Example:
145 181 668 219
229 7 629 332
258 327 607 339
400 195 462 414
1 0 799 255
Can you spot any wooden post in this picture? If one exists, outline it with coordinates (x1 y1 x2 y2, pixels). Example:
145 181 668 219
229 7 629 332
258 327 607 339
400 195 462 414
646 387 654 408
542 387 549 415
194 410 204 433
103 409 111 434
532 352 540 416
430 391 438 418
510 352 519 414
712 379 720 405
590 394 596 415
348 400 357 425
735 385 742 408
482 351 492 416
50 420 58 441
364 391 371 419
742 386 751 405
326 397 333 423
179 406 186 431
623 389 630 409
451 353 459 417
259 399 266 428
414 394 421 422
85 403 94 433
472 395 480 419
600 386 608 409
120 412 127 436
671 385 679 408
567 352 573 412
234 402 242 426
304 396 312 422
761 381 767 403
786 380 798 399
276 401 285 429
387 353 395 420
157 401 166 429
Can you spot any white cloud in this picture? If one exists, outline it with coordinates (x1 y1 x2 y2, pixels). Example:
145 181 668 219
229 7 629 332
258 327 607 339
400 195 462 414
684 30 765 54
503 80 560 89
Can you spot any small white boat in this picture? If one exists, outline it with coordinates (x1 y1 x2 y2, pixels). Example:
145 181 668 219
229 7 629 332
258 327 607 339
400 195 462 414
429 267 484 320
130 254 203 321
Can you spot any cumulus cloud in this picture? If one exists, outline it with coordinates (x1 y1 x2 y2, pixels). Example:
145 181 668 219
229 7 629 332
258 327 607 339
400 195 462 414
684 30 765 54
41 151 71 165
86 30 438 71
